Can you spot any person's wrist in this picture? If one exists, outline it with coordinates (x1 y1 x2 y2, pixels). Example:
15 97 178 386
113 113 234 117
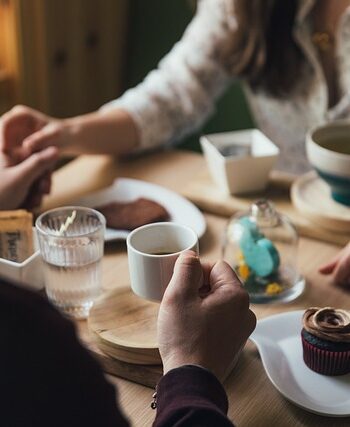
162 351 209 376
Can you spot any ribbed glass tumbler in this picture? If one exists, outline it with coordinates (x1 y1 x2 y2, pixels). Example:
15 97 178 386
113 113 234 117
36 206 105 319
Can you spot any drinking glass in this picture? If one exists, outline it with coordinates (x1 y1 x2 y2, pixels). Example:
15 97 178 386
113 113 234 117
36 206 105 319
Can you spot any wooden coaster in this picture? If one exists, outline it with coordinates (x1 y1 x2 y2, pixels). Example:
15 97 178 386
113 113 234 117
291 171 350 232
88 287 161 365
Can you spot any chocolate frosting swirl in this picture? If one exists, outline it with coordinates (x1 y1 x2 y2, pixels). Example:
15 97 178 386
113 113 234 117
303 307 350 343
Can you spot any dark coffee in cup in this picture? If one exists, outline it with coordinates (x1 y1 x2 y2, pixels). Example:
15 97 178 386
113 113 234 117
319 138 350 155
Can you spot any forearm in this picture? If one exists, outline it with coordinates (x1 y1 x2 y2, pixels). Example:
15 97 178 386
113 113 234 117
61 108 139 155
100 0 232 152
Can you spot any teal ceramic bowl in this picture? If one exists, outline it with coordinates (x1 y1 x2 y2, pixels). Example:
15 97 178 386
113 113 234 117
306 121 350 206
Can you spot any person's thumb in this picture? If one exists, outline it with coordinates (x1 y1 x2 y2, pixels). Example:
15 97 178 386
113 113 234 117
13 146 58 184
164 250 203 301
203 261 247 307
209 260 243 291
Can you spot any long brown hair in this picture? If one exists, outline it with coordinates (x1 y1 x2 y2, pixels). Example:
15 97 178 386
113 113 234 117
229 0 304 97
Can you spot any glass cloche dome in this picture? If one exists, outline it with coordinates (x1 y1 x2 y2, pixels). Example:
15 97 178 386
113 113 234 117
222 199 305 303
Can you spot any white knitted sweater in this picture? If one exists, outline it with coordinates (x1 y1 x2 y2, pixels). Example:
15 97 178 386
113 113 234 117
102 0 350 174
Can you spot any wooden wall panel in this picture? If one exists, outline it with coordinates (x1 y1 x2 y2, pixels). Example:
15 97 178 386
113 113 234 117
16 0 49 110
82 0 129 111
0 71 11 114
42 0 129 117
0 0 21 109
4 0 129 117
42 0 83 116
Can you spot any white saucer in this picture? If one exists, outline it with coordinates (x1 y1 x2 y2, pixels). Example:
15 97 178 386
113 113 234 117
250 310 350 417
73 178 206 242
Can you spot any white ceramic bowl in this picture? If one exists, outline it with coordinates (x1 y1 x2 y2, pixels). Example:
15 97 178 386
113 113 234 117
306 121 350 205
0 228 43 290
200 129 279 195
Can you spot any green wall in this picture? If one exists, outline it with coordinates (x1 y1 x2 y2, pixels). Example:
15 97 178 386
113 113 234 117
125 0 254 151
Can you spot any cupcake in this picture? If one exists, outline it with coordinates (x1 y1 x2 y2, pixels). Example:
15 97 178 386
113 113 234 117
301 307 350 376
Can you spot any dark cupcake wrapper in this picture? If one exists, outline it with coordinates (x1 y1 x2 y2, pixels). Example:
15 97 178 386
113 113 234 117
302 335 350 376
302 329 350 352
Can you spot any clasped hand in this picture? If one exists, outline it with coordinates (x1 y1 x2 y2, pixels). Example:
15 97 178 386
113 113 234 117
0 105 59 209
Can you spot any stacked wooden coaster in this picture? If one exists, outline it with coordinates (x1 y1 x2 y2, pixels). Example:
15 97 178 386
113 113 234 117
88 287 161 365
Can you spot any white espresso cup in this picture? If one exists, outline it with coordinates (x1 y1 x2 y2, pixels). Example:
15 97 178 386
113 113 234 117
126 222 199 301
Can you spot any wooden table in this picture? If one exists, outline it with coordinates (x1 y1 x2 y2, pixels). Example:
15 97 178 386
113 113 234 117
43 150 350 427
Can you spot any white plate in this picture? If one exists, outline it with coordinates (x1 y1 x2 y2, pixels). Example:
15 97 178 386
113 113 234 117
73 178 206 242
250 310 350 417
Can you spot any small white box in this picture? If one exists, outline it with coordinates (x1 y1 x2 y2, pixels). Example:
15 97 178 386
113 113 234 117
200 129 279 195
0 228 43 290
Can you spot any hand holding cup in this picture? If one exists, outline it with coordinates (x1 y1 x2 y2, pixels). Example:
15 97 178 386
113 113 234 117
158 251 256 382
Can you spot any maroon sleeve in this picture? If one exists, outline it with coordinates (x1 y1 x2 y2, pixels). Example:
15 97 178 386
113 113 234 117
153 365 235 427
0 279 129 427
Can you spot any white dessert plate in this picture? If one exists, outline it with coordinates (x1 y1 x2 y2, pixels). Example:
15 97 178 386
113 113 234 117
73 178 206 242
250 310 350 417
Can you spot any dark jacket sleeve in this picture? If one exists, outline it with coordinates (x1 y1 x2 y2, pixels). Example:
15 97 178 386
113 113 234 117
153 365 235 427
0 279 129 427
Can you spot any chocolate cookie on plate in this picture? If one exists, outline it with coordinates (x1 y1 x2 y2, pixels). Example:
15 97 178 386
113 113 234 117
96 198 170 230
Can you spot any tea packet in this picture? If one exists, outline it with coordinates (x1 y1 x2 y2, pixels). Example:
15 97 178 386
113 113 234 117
0 210 33 263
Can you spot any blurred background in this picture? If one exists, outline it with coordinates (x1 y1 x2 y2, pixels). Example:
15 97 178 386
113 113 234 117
0 0 254 151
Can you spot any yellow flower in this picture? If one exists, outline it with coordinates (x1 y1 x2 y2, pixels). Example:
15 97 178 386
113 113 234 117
266 283 283 295
238 264 250 281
